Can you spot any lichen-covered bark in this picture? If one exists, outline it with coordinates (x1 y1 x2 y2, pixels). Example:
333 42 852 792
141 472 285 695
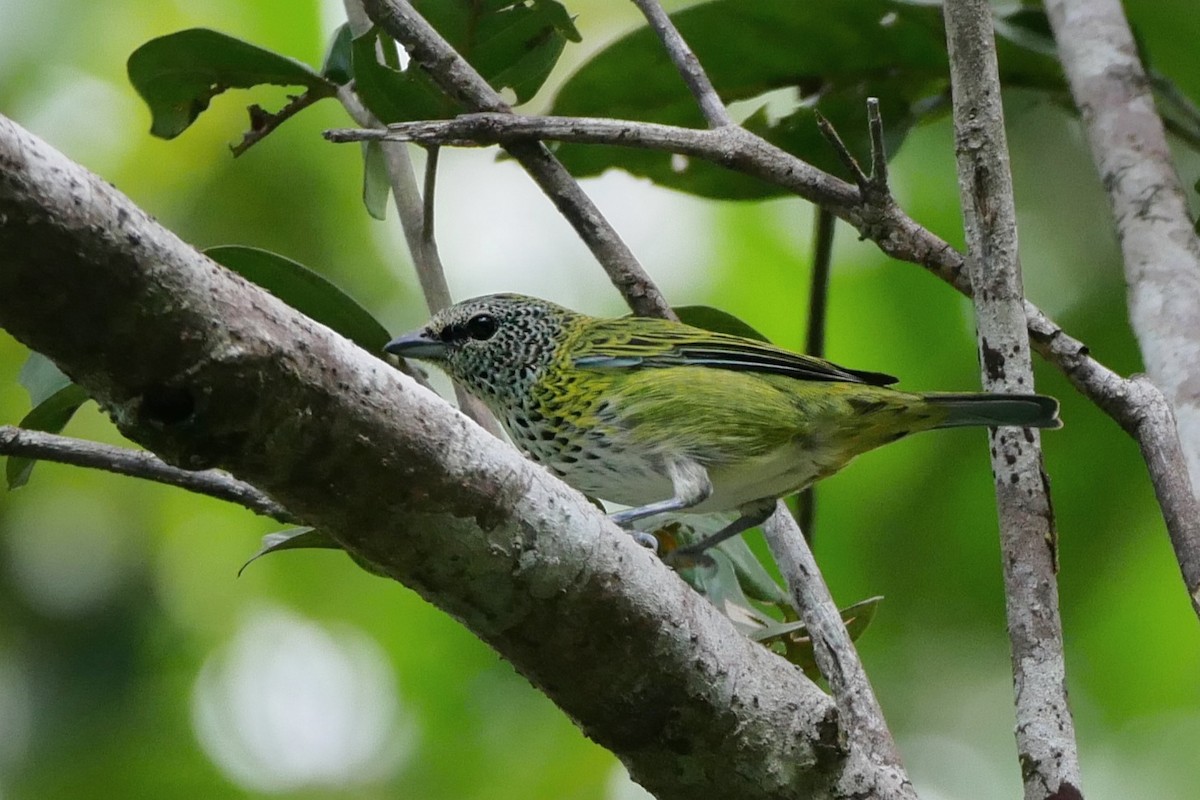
943 4 1083 799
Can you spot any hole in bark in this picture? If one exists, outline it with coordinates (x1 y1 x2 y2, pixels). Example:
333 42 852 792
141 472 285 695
141 385 195 425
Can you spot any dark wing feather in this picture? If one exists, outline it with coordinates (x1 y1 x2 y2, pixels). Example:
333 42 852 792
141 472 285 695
570 322 897 386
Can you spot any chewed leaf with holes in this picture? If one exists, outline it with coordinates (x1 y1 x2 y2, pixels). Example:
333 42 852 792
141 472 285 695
127 28 336 139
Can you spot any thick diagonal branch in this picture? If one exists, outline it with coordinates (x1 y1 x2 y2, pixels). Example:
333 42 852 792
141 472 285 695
0 113 882 800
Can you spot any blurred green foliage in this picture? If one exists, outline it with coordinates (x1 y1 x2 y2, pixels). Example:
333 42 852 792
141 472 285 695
2 1 1200 799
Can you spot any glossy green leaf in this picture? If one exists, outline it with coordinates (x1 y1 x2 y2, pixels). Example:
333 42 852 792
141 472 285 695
362 140 391 220
550 0 1066 199
7 354 91 488
127 28 336 139
351 28 447 124
239 527 338 576
321 22 354 85
674 305 772 343
205 245 390 352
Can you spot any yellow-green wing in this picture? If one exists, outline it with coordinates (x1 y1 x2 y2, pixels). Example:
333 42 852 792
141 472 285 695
570 317 897 386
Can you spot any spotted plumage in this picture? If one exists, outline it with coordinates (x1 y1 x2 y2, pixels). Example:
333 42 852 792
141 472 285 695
386 294 1060 555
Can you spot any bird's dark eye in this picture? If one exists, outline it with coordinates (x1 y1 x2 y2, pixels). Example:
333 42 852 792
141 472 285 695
465 313 498 341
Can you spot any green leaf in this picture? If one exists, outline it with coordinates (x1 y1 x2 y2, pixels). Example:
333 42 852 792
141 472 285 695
127 28 336 139
351 28 447 124
7 356 91 488
350 2 577 124
205 246 390 352
549 0 1068 199
674 305 771 343
239 526 390 578
322 23 354 85
362 140 391 220
239 527 339 576
19 352 73 406
749 595 883 675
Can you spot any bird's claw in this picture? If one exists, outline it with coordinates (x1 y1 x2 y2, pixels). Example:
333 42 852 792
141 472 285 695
629 530 659 552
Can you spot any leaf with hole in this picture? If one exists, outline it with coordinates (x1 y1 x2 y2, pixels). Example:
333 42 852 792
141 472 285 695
127 28 336 139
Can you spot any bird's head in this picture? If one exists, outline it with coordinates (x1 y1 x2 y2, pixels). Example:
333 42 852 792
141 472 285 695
385 293 575 403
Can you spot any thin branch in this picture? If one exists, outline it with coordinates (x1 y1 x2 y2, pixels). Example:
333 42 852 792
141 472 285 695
335 72 503 437
1044 0 1200 492
865 98 889 192
797 208 837 540
944 3 1082 798
361 0 674 320
231 89 331 157
421 145 439 244
629 0 732 128
762 506 916 800
814 110 870 192
0 426 292 521
327 111 1200 615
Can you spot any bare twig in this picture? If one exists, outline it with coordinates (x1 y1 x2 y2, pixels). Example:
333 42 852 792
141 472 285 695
797 207 837 540
360 0 674 319
0 426 291 520
629 0 732 128
231 90 331 157
1044 0 1200 490
944 3 1082 799
762 506 916 800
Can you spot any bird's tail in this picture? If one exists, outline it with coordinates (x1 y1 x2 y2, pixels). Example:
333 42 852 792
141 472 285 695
924 393 1061 429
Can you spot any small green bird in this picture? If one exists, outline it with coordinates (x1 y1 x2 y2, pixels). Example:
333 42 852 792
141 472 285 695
386 294 1060 557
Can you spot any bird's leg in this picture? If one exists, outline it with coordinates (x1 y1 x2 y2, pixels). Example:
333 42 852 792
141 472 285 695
666 499 776 563
607 459 712 549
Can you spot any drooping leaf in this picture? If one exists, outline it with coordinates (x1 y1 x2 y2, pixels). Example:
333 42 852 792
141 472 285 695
7 354 91 488
6 384 91 489
205 246 390 352
239 527 339 576
127 28 336 139
362 140 391 220
239 526 389 578
19 351 73 406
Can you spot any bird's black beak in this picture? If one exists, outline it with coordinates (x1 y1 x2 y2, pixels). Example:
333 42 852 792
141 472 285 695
384 329 449 360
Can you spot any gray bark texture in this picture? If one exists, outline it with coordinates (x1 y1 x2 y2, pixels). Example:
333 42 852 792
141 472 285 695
0 113 906 800
943 3 1084 799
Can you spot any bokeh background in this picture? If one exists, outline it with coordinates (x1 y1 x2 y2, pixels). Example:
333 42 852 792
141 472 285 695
1 1 1199 798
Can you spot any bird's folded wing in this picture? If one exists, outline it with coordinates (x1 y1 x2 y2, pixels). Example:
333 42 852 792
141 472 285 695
570 324 897 386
